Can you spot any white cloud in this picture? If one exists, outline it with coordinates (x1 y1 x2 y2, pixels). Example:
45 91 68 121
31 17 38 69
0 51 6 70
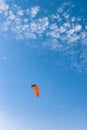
67 25 82 35
25 6 40 18
0 0 9 15
0 0 87 72
17 9 24 16
43 39 62 51
1 20 10 31
59 26 66 33
81 32 87 40
47 24 60 38
30 6 40 18
8 10 16 20
30 17 49 36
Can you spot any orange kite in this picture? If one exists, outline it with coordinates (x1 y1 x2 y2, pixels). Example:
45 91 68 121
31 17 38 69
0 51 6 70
31 84 40 97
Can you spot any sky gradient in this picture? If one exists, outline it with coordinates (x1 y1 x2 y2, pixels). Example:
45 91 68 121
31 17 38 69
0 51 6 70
0 0 87 130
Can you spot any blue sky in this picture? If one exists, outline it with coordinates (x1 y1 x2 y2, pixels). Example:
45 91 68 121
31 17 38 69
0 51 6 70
0 0 87 130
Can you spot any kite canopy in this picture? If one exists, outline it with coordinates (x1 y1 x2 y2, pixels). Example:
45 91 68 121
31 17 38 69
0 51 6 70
31 84 40 97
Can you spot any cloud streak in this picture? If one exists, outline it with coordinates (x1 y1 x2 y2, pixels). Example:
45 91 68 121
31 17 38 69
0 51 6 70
0 0 87 72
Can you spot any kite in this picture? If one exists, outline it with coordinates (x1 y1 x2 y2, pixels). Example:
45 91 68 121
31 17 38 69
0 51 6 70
31 84 40 97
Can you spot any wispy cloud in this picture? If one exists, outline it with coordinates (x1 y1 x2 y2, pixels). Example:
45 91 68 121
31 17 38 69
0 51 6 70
60 104 66 108
59 104 87 113
2 56 7 60
0 0 87 72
